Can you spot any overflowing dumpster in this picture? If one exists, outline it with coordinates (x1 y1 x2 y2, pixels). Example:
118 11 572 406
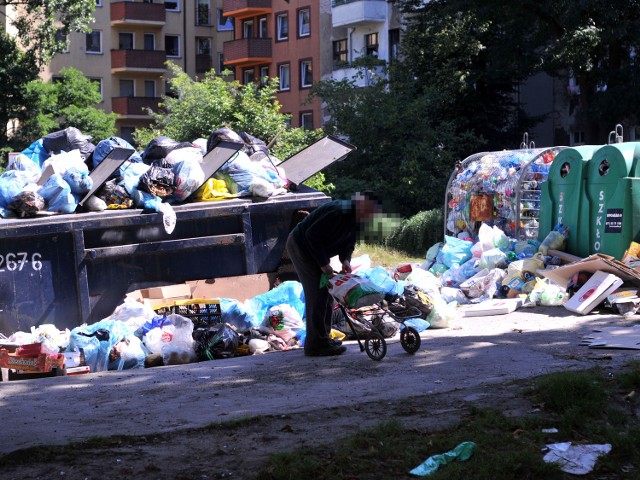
444 145 565 242
0 135 355 336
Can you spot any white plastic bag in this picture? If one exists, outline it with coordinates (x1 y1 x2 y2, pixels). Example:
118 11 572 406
144 314 195 364
326 273 385 308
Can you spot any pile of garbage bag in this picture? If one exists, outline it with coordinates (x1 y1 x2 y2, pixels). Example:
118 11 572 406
0 126 292 221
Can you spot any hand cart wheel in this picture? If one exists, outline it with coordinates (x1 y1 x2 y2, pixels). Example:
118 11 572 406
365 331 387 361
400 326 421 354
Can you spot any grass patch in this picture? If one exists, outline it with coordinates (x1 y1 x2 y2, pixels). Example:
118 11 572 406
256 366 640 479
354 243 425 270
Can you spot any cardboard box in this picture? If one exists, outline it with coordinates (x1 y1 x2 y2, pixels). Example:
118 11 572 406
186 274 271 302
141 284 192 300
564 271 624 315
463 298 524 317
540 253 640 288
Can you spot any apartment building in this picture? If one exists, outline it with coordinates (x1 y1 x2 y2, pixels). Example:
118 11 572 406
222 0 332 130
40 0 233 144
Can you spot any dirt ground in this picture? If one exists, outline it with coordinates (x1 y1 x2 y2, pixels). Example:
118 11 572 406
1 305 639 479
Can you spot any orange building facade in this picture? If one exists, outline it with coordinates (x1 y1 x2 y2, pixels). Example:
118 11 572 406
222 0 332 130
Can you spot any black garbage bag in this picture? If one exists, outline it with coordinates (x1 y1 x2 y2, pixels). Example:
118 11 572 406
240 132 269 156
194 323 240 361
42 127 96 161
96 179 133 208
141 136 194 163
138 160 175 198
9 191 46 218
206 127 244 153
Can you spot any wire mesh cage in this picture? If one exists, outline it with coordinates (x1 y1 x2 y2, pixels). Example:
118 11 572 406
444 144 567 242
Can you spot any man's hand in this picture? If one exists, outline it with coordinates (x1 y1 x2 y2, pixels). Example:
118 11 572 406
341 260 352 273
321 264 334 275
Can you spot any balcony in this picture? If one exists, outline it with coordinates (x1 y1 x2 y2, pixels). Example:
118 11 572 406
332 0 387 28
111 1 166 27
331 64 386 87
112 97 161 117
111 49 167 73
223 0 271 20
223 38 271 67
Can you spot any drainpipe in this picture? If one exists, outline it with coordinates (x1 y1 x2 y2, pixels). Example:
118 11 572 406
348 27 355 63
183 2 188 71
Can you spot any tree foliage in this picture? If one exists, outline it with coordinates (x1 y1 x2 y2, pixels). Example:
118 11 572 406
135 64 331 191
0 32 38 153
2 0 95 66
13 67 117 147
394 0 640 142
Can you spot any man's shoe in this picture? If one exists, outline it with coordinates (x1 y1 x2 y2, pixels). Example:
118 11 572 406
304 344 347 357
329 338 343 347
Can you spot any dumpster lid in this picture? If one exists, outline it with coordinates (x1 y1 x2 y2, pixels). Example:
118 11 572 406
277 135 355 186
185 140 245 202
78 147 135 206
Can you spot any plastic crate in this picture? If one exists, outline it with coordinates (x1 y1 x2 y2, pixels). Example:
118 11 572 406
155 298 222 328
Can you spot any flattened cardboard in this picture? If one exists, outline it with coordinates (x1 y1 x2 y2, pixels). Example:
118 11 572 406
463 298 523 317
540 253 640 288
186 274 271 302
564 271 623 315
142 283 192 299
581 326 640 349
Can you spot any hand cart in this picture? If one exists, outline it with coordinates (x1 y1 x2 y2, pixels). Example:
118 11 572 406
333 297 424 361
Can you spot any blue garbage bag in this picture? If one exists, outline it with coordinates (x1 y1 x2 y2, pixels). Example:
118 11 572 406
0 170 32 208
69 319 139 372
93 136 142 168
360 266 404 296
37 174 77 213
20 139 49 167
219 298 260 330
247 281 305 322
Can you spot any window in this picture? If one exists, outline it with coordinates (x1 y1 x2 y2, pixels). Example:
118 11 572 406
217 9 233 31
145 80 156 97
85 31 102 54
144 33 155 50
258 17 268 38
218 53 225 73
120 127 135 145
389 29 400 63
333 39 347 66
196 0 211 26
143 0 154 3
119 32 134 50
196 37 212 73
300 112 313 131
55 29 69 53
300 60 312 88
119 79 135 97
165 35 180 57
95 0 102 6
260 66 269 85
165 0 179 11
279 63 290 91
365 32 379 57
243 20 254 38
298 8 310 37
243 68 255 84
276 13 288 41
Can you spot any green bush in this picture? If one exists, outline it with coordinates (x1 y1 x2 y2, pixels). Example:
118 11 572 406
385 208 444 257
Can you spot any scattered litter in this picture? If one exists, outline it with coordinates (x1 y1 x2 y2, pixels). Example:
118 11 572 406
409 441 476 476
542 442 611 475
542 428 558 433
581 326 640 350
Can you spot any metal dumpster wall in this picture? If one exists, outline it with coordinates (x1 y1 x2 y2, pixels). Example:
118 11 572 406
0 187 330 335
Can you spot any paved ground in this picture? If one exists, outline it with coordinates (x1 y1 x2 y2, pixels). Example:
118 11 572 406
1 304 638 459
